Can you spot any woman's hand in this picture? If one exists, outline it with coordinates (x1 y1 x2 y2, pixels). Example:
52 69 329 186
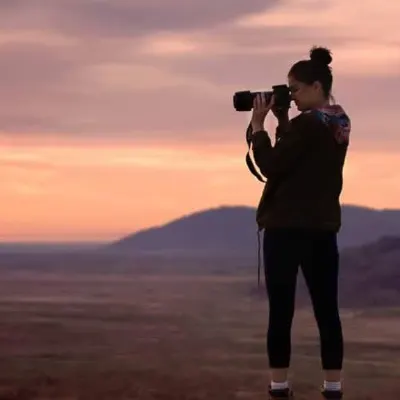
271 105 289 122
251 93 275 132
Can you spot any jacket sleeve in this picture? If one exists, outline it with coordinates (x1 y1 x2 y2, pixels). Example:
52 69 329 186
246 120 288 144
275 118 291 142
250 114 320 180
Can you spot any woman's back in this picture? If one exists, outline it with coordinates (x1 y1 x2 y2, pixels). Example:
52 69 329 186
252 104 351 231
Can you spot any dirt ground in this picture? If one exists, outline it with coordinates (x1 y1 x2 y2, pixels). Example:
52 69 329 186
0 267 398 399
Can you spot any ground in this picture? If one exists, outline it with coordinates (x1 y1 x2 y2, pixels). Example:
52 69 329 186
0 264 398 399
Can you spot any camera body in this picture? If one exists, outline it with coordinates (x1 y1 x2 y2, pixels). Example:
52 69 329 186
233 84 292 112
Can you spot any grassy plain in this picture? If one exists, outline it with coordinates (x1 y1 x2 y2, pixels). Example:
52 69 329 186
0 261 398 399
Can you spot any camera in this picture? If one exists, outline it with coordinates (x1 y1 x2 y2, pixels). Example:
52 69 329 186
233 84 292 112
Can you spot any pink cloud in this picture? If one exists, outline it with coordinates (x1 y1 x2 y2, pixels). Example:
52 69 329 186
0 0 398 146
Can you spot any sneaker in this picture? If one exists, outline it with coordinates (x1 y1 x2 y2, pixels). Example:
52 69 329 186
268 385 294 399
321 387 343 399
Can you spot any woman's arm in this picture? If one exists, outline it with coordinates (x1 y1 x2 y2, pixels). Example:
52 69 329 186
251 114 320 180
275 115 290 142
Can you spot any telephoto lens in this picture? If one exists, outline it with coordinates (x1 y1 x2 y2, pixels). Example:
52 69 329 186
233 84 291 112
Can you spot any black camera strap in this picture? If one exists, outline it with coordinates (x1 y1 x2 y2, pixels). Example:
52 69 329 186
244 122 266 287
245 128 265 287
245 122 266 183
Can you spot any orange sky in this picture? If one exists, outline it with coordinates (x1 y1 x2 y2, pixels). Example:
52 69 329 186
1 0 400 242
1 135 399 242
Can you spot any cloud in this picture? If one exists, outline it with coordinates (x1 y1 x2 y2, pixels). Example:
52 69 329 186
240 0 400 41
0 0 399 150
0 142 244 172
0 0 278 37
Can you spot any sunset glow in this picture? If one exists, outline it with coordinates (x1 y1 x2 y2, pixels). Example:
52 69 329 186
1 0 399 241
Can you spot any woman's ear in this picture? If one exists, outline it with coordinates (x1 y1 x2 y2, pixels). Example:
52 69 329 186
312 80 323 93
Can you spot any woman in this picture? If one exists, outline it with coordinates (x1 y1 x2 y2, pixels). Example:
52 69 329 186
250 46 351 399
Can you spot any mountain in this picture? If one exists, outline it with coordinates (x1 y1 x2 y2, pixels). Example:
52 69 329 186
109 206 257 255
108 205 400 255
107 207 400 307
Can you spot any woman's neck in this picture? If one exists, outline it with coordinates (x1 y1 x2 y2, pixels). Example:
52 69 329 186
317 98 330 108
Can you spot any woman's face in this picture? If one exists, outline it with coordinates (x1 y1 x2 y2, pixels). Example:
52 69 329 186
288 75 324 111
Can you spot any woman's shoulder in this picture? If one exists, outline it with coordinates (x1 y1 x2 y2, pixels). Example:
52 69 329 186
289 110 326 132
291 106 351 144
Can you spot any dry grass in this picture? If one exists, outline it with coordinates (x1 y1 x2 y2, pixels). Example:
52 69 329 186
0 267 398 399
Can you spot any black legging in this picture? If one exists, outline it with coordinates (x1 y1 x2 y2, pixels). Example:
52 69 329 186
263 228 343 370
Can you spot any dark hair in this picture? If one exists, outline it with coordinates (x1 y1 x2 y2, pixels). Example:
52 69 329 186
288 46 333 98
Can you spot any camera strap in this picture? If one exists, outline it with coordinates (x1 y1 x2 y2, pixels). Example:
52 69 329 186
245 123 266 183
244 122 267 288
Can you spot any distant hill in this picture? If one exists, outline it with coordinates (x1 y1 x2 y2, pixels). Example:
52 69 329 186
107 207 400 307
108 205 400 255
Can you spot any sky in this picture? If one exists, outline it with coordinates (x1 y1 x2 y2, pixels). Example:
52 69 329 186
1 0 400 242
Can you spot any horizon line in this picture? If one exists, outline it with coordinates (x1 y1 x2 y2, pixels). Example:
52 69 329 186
1 202 399 245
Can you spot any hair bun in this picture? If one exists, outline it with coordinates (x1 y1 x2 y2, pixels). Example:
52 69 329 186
310 46 332 66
